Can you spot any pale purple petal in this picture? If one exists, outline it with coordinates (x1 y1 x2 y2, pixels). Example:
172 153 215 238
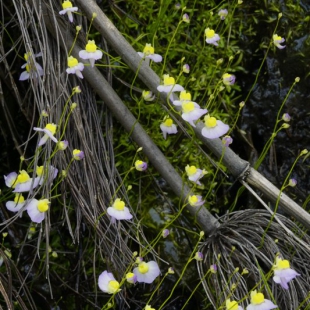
107 206 133 220
133 261 160 284
19 71 30 81
13 177 40 193
201 121 229 139
4 172 18 188
26 199 45 223
137 52 144 58
98 271 116 293
148 54 162 62
6 201 25 212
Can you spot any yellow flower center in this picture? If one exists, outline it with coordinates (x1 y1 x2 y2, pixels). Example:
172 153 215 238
251 291 264 305
163 118 173 127
25 64 31 72
223 73 231 80
113 199 125 211
85 40 97 53
275 258 290 270
14 194 25 203
36 166 44 176
24 52 31 61
188 195 198 205
107 280 120 293
226 300 238 310
62 0 73 9
126 272 135 281
163 75 175 86
186 165 197 176
37 199 49 213
182 102 195 113
205 115 217 128
205 28 215 38
273 34 282 41
143 44 154 55
17 170 30 183
68 56 78 68
180 91 191 101
45 123 57 135
138 262 149 274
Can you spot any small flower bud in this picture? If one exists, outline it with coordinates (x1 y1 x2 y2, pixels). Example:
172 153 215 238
73 86 81 93
210 264 217 274
194 252 203 261
222 135 233 147
137 147 143 152
2 232 8 238
168 267 174 274
282 123 290 129
76 25 82 31
182 13 190 23
62 170 67 177
162 229 170 238
127 185 132 191
92 12 97 18
278 12 282 19
282 113 291 122
58 140 68 151
288 178 297 187
300 149 308 155
71 102 77 110
41 110 49 117
52 251 58 258
182 64 190 73
200 231 205 237
217 58 223 65
295 77 300 83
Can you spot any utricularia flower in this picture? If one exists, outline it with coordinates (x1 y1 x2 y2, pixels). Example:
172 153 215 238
173 90 192 106
66 56 84 79
19 52 44 81
4 170 40 193
180 101 207 127
135 160 148 171
273 34 286 49
33 123 58 146
201 115 229 139
273 257 300 289
162 229 169 238
226 299 243 310
288 178 297 187
182 13 190 23
72 149 84 160
145 305 155 310
222 73 236 86
6 194 26 214
194 252 203 261
138 44 162 63
133 260 160 284
205 28 220 46
27 198 50 223
58 140 69 151
79 40 103 67
126 272 137 284
182 64 190 74
218 9 228 20
36 165 58 186
142 90 155 101
160 118 178 139
185 165 207 185
98 271 121 294
210 264 217 274
188 195 205 207
222 135 233 147
157 74 184 94
107 198 133 221
246 290 277 310
282 113 291 122
59 0 78 23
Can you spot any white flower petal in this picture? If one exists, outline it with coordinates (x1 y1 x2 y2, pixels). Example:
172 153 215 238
13 177 40 193
26 199 45 223
148 54 162 62
19 71 30 81
98 271 115 293
107 207 133 220
6 201 25 212
4 172 18 188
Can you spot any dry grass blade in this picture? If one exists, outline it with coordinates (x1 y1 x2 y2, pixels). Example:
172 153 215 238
198 209 310 309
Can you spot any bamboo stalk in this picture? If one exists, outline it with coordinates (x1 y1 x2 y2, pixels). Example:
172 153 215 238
74 0 310 230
